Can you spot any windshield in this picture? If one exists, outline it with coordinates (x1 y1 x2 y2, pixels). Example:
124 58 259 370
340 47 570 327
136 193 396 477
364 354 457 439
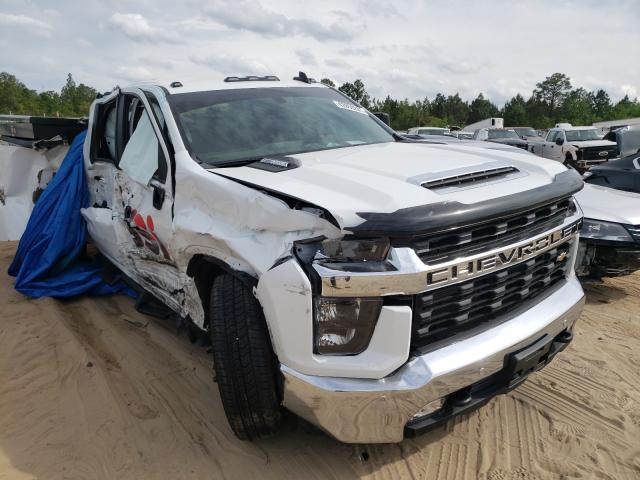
513 127 537 137
565 129 600 142
167 87 395 166
488 129 519 139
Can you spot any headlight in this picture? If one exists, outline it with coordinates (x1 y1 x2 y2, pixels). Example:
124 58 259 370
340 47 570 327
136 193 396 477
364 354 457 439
581 219 633 242
295 238 393 272
294 238 389 355
311 238 389 262
314 297 382 355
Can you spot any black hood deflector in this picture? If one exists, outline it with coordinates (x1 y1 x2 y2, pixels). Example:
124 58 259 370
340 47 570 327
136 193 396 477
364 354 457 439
349 169 583 238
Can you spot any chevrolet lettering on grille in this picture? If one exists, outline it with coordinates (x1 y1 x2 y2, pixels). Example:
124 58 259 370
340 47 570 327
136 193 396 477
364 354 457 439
427 222 581 286
314 219 582 298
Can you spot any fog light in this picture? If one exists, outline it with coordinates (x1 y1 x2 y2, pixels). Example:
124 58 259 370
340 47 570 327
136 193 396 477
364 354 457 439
412 398 444 419
314 297 382 355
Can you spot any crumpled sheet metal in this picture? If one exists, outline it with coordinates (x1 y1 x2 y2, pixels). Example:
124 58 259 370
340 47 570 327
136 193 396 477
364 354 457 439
0 144 67 241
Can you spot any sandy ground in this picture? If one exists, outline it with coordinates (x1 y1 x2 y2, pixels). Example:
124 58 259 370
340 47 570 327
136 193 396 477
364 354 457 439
0 241 639 480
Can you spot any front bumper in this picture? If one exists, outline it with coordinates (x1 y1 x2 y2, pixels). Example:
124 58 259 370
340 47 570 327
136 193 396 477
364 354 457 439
576 158 617 171
576 239 640 277
280 276 584 443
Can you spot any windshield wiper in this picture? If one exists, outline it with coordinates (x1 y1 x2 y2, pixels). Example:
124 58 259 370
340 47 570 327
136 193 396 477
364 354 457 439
206 156 266 168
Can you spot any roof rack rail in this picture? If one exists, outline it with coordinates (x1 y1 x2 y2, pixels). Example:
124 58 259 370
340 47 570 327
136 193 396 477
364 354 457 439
224 75 280 82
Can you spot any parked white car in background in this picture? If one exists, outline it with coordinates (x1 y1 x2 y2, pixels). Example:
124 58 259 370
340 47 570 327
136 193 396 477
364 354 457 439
530 125 618 172
407 126 451 136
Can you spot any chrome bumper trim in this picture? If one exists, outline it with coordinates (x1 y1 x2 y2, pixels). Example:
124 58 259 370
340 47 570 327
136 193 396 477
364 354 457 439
314 213 582 297
281 277 585 443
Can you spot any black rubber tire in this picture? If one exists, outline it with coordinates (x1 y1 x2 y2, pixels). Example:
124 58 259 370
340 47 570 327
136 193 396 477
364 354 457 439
564 155 578 171
209 274 282 440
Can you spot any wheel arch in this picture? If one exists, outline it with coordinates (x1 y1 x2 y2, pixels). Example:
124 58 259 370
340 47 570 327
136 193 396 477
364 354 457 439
187 254 258 329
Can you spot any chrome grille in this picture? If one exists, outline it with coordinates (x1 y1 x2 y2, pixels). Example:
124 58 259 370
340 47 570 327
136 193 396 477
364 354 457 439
411 243 572 352
404 197 573 264
581 146 618 160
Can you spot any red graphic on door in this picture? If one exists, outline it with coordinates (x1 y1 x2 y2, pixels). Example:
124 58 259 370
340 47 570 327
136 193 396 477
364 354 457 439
125 207 171 260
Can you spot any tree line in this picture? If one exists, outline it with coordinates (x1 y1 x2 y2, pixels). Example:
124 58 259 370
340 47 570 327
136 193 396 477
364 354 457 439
323 73 640 131
1 71 639 132
0 72 97 118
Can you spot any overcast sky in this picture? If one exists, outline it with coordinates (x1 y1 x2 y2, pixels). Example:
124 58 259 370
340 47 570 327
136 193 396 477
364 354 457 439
1 0 638 106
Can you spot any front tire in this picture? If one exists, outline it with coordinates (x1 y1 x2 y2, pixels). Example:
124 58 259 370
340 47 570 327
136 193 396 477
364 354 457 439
209 274 282 440
564 154 578 171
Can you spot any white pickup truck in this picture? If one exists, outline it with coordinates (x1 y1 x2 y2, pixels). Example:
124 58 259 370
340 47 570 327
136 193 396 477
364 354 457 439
530 124 618 171
1 75 586 443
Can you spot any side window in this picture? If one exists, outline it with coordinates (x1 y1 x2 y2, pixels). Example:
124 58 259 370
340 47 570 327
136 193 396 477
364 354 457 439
547 131 557 142
118 95 167 186
91 99 118 163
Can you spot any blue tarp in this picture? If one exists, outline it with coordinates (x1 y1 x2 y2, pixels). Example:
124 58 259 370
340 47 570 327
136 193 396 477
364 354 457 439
9 131 132 298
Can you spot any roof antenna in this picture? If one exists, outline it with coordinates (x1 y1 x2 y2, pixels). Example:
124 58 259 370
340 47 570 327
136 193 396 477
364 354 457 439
293 71 313 84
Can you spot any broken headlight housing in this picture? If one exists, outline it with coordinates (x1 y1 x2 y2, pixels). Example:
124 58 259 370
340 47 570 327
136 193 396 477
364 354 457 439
295 237 393 272
294 238 390 355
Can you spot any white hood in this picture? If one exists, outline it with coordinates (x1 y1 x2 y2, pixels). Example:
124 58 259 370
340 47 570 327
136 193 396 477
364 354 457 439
575 183 640 225
571 140 617 148
212 142 570 229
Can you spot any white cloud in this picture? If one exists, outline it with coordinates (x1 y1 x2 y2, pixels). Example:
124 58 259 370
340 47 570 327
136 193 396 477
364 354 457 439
295 49 317 66
108 13 179 43
189 54 272 76
0 14 53 36
201 0 352 41
0 0 637 107
325 58 350 69
116 66 155 82
621 85 638 99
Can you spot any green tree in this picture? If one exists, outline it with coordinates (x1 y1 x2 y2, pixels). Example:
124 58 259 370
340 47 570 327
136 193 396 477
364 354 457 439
320 78 335 88
532 73 572 121
561 87 594 125
338 79 371 108
503 94 528 126
589 89 612 120
59 73 97 116
610 95 640 120
468 93 499 124
443 93 469 126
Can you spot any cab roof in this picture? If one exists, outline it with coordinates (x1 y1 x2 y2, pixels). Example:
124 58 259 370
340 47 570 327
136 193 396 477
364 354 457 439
161 78 329 95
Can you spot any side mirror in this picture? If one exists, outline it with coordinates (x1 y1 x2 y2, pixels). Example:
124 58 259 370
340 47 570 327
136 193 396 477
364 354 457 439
555 137 564 146
373 112 390 126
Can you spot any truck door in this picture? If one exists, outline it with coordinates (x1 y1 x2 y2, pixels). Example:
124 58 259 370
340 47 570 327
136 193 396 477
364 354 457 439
544 131 561 160
541 131 553 158
113 88 179 305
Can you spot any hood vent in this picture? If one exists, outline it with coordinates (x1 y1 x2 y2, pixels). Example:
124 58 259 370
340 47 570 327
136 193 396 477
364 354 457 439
421 166 519 190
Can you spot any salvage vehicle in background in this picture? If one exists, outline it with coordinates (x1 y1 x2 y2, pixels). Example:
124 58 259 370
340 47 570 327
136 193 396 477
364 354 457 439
574 183 640 278
512 126 546 151
603 125 640 159
407 126 452 137
530 125 618 172
2 75 586 444
582 153 640 194
472 127 529 150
